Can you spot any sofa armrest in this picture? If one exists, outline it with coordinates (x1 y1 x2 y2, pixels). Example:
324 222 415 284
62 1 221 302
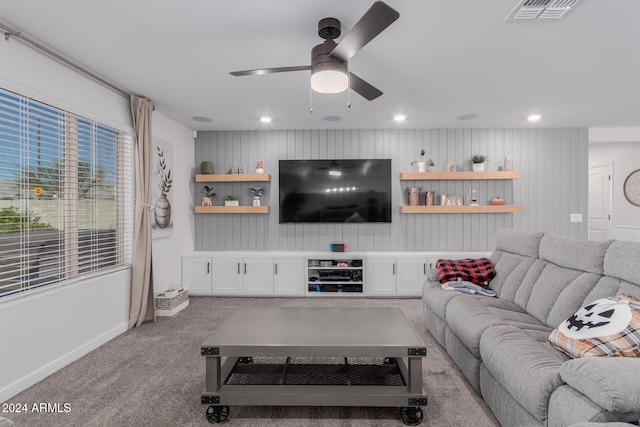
427 267 439 283
560 357 640 413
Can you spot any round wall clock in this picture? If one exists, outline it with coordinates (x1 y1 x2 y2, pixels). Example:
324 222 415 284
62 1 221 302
623 169 640 207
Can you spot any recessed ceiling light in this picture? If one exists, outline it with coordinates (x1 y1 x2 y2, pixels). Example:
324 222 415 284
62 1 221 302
458 113 479 121
393 114 406 122
528 114 542 122
260 116 272 123
192 116 212 122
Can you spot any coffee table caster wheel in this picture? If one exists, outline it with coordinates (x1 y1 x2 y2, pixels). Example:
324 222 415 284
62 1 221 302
206 405 230 424
400 406 423 426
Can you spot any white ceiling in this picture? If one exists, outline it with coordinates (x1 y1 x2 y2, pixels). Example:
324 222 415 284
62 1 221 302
1 0 639 131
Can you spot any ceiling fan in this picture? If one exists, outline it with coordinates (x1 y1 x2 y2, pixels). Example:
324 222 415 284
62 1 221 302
230 1 399 101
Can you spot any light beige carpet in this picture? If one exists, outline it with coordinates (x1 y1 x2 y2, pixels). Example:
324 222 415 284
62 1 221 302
5 297 499 426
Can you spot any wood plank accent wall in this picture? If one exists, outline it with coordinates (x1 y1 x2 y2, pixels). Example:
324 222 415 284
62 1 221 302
194 128 588 251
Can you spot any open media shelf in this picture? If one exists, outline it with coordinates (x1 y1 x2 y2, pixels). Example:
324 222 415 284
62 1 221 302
307 258 364 295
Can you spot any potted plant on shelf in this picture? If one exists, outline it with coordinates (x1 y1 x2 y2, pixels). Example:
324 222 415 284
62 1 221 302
471 154 487 172
411 149 435 172
250 186 264 206
200 185 216 206
224 195 239 207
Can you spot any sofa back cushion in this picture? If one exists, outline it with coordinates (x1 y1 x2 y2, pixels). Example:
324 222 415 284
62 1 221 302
495 229 545 258
539 234 609 275
604 240 640 294
525 234 609 327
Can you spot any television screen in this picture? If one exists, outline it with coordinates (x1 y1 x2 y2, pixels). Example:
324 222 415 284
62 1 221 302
279 159 392 223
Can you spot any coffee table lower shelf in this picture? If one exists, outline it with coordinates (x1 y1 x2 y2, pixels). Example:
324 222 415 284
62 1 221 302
201 356 427 425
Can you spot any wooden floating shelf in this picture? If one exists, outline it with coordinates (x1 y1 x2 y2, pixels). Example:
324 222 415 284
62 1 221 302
195 173 271 182
400 205 521 214
400 171 521 181
195 206 270 214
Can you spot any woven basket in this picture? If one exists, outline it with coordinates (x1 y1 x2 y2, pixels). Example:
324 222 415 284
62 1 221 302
155 289 188 311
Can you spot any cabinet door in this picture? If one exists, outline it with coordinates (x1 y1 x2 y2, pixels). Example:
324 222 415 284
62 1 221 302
182 257 212 295
211 257 243 295
366 258 396 296
243 257 274 295
274 258 305 296
397 257 427 296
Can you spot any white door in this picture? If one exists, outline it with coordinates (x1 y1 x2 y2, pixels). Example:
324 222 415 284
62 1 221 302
211 257 243 295
396 257 427 296
366 258 396 296
274 258 305 296
588 164 612 241
243 257 274 295
182 257 212 295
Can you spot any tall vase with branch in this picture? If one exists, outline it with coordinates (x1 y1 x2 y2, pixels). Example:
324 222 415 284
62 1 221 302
154 146 173 228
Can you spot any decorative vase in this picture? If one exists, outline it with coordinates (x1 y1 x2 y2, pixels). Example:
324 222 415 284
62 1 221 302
472 163 485 172
200 161 213 174
415 161 427 172
253 196 261 206
201 197 212 207
408 188 421 206
504 157 512 171
256 161 264 174
225 200 239 207
154 194 171 228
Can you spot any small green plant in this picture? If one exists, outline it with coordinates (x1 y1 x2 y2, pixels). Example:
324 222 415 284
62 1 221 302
471 154 487 164
201 185 216 198
225 195 238 201
411 149 434 166
0 206 52 231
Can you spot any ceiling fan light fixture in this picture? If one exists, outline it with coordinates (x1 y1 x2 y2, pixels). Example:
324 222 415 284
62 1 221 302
311 68 348 94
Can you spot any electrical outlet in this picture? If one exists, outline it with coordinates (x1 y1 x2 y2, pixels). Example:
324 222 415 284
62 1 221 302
570 213 583 223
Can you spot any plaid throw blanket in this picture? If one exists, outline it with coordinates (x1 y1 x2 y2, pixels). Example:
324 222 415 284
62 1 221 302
436 258 496 287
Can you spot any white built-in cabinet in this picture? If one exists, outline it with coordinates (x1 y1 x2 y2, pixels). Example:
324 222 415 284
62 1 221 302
182 251 490 298
274 258 306 296
366 257 427 296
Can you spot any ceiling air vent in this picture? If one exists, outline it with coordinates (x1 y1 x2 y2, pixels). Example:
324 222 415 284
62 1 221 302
505 0 582 21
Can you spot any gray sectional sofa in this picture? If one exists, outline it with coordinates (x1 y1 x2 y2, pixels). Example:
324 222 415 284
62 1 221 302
422 229 640 426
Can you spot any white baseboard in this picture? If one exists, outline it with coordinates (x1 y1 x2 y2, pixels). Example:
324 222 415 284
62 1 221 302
156 300 189 317
0 321 128 403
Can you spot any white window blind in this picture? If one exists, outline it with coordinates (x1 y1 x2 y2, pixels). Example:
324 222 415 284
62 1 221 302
0 87 133 297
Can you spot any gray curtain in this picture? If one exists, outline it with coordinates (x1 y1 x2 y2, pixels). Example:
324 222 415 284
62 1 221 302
129 95 155 328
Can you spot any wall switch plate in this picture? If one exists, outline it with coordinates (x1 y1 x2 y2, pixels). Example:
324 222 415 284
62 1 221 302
570 213 583 223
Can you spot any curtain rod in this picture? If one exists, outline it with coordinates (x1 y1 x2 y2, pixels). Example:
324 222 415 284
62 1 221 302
1 21 133 99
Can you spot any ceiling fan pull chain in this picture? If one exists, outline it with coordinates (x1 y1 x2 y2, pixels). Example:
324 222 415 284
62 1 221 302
309 85 313 113
347 71 352 108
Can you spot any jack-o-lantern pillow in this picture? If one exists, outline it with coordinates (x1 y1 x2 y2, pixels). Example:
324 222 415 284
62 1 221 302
548 294 640 358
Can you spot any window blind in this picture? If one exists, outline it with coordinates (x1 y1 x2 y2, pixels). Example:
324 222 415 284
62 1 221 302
0 87 133 297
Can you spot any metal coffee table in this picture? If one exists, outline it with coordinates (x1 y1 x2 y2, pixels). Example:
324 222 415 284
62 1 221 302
201 307 428 425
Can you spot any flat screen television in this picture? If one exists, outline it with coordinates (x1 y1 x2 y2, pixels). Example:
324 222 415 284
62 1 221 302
279 159 392 223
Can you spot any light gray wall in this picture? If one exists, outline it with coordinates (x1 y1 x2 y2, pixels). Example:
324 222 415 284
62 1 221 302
194 128 588 251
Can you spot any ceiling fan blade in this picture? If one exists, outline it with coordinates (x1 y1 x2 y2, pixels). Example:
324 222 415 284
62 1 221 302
349 72 383 101
230 65 311 76
330 1 399 62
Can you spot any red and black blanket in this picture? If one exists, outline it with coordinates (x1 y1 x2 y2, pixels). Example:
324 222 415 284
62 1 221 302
436 258 496 287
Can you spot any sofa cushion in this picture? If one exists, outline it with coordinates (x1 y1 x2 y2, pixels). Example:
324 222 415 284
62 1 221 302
604 240 640 288
495 228 545 258
539 234 609 275
489 251 538 302
548 294 640 358
446 296 546 358
480 325 570 422
560 357 640 414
